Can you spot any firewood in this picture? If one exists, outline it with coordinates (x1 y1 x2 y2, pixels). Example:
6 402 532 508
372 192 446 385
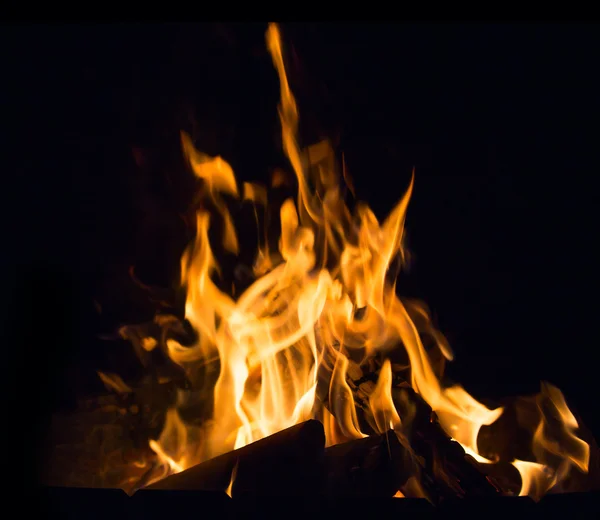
476 395 600 495
145 420 325 496
319 355 502 501
403 389 503 501
323 429 412 497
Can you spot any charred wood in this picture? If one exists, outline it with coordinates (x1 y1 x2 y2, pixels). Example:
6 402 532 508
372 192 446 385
405 390 502 501
322 356 503 500
477 395 600 494
146 420 325 496
323 430 411 497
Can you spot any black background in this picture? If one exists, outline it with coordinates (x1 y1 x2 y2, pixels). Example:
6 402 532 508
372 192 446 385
2 22 598 486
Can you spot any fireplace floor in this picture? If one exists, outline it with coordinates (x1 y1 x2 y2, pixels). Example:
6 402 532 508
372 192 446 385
34 487 600 519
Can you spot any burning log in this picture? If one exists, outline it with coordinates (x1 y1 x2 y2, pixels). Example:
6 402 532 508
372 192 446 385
476 391 600 496
326 357 503 500
410 420 503 501
146 420 325 496
393 389 502 501
323 430 411 497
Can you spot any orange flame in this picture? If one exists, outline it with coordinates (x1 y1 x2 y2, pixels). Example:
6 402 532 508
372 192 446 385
511 382 590 500
115 23 589 498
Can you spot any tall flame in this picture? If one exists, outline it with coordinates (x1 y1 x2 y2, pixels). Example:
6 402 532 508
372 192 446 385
117 23 589 498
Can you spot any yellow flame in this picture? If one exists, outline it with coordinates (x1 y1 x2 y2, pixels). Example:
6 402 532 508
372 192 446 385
511 383 590 500
113 23 590 500
97 371 133 394
225 459 239 498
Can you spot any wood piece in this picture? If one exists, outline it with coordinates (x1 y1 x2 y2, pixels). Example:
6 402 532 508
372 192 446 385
398 389 502 501
476 396 600 495
321 362 503 501
146 420 325 496
323 430 413 497
411 423 503 501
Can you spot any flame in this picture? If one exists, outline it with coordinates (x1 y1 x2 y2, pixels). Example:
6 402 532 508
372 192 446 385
112 23 590 498
97 371 133 394
225 459 239 498
511 382 590 500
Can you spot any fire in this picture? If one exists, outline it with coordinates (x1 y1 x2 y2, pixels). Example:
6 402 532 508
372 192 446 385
511 382 591 500
113 23 590 498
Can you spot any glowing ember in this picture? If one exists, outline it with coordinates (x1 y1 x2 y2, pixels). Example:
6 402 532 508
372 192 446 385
108 23 590 498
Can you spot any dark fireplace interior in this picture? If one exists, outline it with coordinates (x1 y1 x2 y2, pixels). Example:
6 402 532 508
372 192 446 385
2 22 599 516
